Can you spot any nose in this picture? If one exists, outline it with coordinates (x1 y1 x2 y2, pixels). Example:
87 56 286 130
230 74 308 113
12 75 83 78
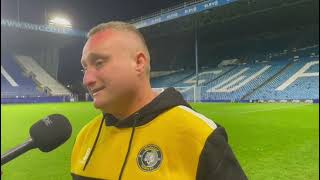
83 69 96 88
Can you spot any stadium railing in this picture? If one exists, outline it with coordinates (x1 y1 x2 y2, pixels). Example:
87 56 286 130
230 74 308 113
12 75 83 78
129 0 205 23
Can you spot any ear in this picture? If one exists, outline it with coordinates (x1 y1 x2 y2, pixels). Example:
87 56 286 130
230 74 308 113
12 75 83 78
134 51 147 74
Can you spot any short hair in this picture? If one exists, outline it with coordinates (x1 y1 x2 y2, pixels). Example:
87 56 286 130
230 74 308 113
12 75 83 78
87 21 151 76
87 21 148 52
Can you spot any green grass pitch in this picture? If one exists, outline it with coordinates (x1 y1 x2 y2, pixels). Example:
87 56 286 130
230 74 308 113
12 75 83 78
1 102 319 179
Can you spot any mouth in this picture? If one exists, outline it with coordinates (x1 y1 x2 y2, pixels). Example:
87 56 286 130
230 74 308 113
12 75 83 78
90 86 105 96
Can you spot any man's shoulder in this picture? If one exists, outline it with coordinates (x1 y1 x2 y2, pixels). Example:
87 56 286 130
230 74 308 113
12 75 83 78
76 114 104 141
158 105 218 140
168 105 217 129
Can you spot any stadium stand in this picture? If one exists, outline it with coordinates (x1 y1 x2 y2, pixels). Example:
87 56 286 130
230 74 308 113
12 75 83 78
150 70 181 78
246 57 319 100
1 53 45 98
200 60 291 101
1 1 318 104
175 66 235 87
15 55 72 96
151 43 319 102
151 70 195 88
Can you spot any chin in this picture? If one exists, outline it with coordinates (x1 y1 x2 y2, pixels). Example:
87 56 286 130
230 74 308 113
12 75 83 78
93 99 110 111
93 101 104 109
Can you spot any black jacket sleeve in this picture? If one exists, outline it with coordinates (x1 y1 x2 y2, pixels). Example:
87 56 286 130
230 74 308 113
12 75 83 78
196 127 247 180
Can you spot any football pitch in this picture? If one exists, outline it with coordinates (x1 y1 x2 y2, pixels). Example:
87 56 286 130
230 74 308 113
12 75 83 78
1 102 319 180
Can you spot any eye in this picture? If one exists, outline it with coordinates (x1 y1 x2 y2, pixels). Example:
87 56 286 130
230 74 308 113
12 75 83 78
95 59 105 69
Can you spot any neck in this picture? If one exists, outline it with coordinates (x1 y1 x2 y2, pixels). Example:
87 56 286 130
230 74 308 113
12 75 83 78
112 83 157 120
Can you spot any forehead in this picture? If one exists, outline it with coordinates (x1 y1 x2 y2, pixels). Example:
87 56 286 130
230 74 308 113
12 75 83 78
82 29 139 56
81 29 140 65
81 30 118 64
84 29 116 51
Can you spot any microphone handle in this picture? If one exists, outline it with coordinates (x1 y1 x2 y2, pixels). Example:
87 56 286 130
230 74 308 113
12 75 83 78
1 138 35 166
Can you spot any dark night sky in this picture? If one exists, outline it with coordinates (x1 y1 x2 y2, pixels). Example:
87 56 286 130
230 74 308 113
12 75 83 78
1 0 187 30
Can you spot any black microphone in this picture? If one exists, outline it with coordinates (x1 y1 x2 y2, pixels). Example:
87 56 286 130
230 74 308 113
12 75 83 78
1 114 72 166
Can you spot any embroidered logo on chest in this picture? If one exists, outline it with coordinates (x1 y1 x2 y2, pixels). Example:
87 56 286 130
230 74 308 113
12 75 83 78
137 144 162 172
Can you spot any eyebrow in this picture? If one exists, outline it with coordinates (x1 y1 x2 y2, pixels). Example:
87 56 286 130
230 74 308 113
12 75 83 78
81 53 111 67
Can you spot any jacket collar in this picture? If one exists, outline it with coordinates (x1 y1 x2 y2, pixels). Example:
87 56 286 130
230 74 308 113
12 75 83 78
104 87 191 128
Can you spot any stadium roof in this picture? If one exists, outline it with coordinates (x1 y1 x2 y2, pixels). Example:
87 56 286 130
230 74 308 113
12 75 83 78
140 0 319 39
1 0 189 52
1 0 187 31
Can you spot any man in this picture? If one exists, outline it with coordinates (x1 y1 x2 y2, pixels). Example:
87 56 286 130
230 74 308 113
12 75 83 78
71 21 247 180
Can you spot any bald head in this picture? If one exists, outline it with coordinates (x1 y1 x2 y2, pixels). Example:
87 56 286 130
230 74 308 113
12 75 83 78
86 21 151 77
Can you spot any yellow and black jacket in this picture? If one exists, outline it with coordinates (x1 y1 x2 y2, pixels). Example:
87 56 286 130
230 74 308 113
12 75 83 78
71 88 247 180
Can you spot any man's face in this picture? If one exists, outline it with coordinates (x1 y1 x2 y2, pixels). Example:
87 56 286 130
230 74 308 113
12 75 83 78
81 30 139 111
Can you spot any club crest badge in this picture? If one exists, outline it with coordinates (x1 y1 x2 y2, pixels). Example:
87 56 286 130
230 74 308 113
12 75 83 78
137 144 162 172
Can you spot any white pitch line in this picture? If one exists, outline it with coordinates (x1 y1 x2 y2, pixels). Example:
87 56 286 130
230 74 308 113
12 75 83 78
238 104 311 114
205 104 312 115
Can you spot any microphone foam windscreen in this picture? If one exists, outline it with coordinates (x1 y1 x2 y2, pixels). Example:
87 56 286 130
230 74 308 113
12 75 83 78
29 114 72 152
